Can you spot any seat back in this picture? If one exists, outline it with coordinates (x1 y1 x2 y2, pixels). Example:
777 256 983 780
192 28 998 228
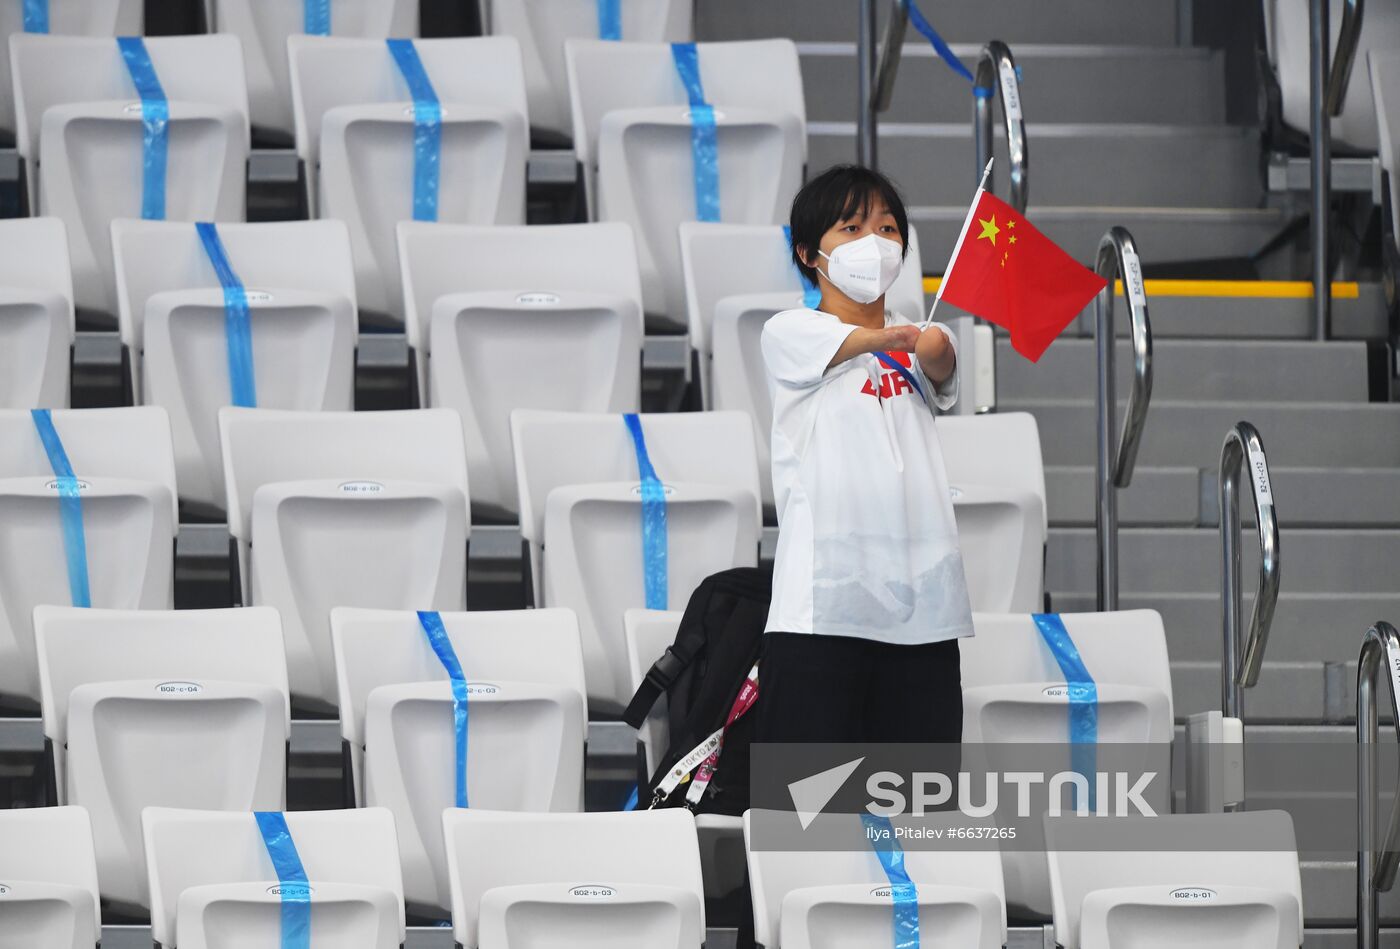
398 221 643 514
566 39 805 322
211 0 416 138
0 407 176 703
442 809 704 949
1044 811 1303 949
289 36 529 319
0 0 141 140
0 805 101 948
34 605 289 910
143 806 405 949
332 607 587 913
112 219 358 511
486 0 692 139
936 411 1048 537
12 35 250 314
744 809 1007 949
1370 49 1400 242
1267 0 1400 152
0 217 74 408
623 608 684 775
219 408 470 707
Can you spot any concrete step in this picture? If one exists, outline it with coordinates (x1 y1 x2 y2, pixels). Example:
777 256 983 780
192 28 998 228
1055 592 1400 665
1005 401 1400 468
697 0 1183 47
998 338 1371 403
1046 466 1400 528
909 207 1289 271
800 43 1226 125
809 122 1264 207
1046 527 1400 594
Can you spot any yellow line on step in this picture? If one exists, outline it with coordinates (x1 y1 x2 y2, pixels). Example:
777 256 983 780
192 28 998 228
921 277 1361 299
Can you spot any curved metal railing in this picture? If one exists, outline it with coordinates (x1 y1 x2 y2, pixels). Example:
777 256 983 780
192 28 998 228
1092 227 1153 610
1218 422 1282 718
1357 620 1400 949
973 41 1027 213
870 0 909 116
1326 0 1367 116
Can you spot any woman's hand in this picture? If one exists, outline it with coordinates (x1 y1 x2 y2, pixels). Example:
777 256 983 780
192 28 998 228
915 323 955 385
879 324 921 352
826 323 921 370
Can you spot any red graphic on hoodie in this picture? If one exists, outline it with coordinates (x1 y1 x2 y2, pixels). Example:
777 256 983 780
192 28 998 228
860 350 916 399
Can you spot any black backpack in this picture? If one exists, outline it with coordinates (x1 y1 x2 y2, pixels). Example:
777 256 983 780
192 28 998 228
622 565 772 815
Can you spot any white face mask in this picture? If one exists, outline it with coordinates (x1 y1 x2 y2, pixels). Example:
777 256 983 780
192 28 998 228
817 233 904 305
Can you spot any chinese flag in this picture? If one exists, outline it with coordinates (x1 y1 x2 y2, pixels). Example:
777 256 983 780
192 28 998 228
936 190 1107 362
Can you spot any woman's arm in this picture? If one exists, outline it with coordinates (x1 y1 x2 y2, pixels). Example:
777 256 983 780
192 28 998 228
825 324 922 370
914 323 956 385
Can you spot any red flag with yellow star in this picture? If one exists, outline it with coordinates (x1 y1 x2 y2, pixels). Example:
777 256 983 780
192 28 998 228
935 189 1107 362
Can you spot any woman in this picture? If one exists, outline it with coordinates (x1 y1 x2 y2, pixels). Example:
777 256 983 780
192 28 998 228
757 164 972 747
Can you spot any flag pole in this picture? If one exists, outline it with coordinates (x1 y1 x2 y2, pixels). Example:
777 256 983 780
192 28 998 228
925 158 993 326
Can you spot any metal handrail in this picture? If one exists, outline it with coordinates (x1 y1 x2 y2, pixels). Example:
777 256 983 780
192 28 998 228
1092 227 1153 611
1327 0 1367 117
973 41 1027 213
857 0 880 167
870 0 909 115
1219 422 1282 719
1356 620 1400 949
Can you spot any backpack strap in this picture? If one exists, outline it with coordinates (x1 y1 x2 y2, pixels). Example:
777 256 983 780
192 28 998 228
622 637 701 729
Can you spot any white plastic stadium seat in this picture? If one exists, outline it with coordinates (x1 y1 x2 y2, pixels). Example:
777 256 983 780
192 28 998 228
288 36 528 321
0 217 74 409
485 0 692 141
512 409 761 712
144 807 404 949
11 35 250 315
936 412 1048 612
210 0 417 141
0 406 176 705
398 221 643 515
744 809 1007 949
112 219 357 512
1045 811 1303 949
678 222 928 512
330 606 586 916
0 0 141 145
220 408 470 709
1266 0 1400 153
566 39 806 324
624 607 750 909
962 609 1174 920
34 605 289 911
0 806 101 949
443 809 705 949
1369 50 1400 242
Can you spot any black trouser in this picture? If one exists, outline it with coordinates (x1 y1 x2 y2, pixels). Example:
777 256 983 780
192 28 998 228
736 632 963 947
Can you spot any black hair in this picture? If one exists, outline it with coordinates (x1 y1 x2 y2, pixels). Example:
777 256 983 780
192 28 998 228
788 164 910 286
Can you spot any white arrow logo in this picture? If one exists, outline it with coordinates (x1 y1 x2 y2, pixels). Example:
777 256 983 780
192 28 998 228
787 757 865 830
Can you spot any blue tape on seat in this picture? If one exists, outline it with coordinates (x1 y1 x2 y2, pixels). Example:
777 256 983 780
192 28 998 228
386 39 442 222
417 610 469 808
860 813 920 949
874 352 926 401
622 414 668 609
904 0 974 83
254 812 311 949
782 225 822 309
30 410 90 608
195 222 256 408
597 0 621 39
622 785 639 811
670 43 720 223
117 38 169 221
22 0 48 33
1031 613 1098 811
304 0 330 35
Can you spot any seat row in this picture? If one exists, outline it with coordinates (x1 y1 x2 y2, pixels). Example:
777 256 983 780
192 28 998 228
0 216 941 516
0 404 1045 714
5 32 805 329
0 0 693 145
10 603 1181 925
